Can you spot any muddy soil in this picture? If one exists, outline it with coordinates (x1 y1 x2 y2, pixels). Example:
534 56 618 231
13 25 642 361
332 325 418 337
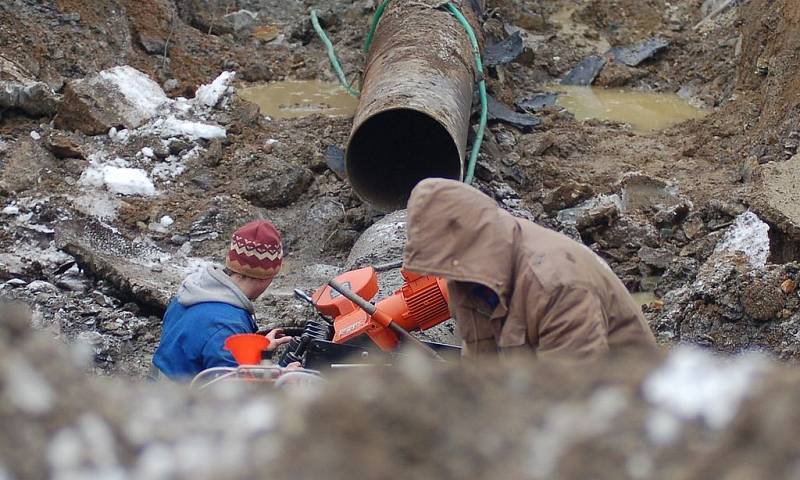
0 0 799 382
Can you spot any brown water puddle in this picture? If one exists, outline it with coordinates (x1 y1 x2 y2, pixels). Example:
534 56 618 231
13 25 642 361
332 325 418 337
238 80 358 119
549 86 708 132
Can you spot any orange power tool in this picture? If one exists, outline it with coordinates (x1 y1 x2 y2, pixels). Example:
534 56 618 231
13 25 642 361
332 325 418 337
311 267 451 352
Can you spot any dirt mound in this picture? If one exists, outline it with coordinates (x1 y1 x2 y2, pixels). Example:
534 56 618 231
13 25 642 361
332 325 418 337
1 304 796 480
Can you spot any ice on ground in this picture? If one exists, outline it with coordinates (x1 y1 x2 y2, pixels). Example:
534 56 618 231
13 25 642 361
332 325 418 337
714 211 770 268
99 66 169 117
72 192 121 220
81 162 156 197
1 205 19 215
643 346 768 437
153 117 226 140
195 71 235 109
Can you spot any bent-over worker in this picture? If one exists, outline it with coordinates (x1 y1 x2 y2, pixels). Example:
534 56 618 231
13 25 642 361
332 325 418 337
152 220 292 380
403 179 657 362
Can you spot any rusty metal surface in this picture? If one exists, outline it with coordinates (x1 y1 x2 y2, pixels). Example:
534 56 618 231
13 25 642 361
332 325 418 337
345 0 482 211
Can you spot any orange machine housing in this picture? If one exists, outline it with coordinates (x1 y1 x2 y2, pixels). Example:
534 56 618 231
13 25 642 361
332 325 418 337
312 267 451 351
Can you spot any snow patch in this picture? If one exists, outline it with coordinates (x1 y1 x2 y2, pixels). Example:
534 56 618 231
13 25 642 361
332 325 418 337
141 147 155 158
159 215 174 227
153 117 226 140
195 71 235 109
81 161 155 197
99 66 169 117
715 211 770 268
1 205 19 215
30 130 40 140
642 346 768 443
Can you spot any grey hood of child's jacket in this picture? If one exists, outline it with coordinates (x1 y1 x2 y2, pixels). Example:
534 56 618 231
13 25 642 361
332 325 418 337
176 264 255 314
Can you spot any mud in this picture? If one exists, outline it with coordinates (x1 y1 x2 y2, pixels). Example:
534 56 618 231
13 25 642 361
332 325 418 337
237 80 358 119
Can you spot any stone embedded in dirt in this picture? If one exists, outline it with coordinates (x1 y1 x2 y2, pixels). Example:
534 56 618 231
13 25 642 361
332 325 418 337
138 32 168 55
743 280 785 322
560 55 606 86
44 132 85 159
484 31 524 67
557 194 621 231
486 95 542 132
0 139 56 194
780 279 796 295
542 181 594 213
324 145 346 179
0 80 59 117
516 92 558 112
242 158 314 208
54 66 169 135
754 153 800 239
610 38 670 67
638 245 676 270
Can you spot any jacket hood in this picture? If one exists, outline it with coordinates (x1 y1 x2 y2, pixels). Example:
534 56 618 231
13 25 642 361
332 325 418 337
403 178 518 303
176 264 255 314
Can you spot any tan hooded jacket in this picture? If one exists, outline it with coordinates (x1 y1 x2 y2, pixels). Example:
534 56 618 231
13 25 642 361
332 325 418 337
403 179 657 362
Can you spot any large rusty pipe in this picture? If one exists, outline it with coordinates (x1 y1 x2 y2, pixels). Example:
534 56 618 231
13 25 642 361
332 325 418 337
345 0 482 211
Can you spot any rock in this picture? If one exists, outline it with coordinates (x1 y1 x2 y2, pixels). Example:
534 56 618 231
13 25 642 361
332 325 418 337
780 279 796 295
754 154 800 238
486 95 542 132
324 145 346 179
242 158 314 208
484 31 524 67
138 33 168 55
0 139 57 194
561 55 606 86
682 215 705 239
44 132 85 159
743 280 784 322
557 194 621 231
610 38 670 67
54 66 169 135
516 92 558 113
0 81 59 117
224 9 258 34
25 280 59 293
638 246 676 270
542 182 594 213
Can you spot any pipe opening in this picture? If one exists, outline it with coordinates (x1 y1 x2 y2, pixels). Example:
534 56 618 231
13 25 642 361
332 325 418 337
346 109 462 211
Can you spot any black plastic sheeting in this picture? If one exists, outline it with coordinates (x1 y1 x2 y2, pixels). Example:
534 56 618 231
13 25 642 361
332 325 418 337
485 31 524 67
486 95 542 131
560 55 606 86
610 37 670 67
516 92 558 112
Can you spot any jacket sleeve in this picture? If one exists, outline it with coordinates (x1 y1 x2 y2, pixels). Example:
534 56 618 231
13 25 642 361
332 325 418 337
534 286 610 360
200 325 246 370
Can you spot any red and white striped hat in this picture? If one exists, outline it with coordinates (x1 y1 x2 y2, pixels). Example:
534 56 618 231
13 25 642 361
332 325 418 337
225 220 283 279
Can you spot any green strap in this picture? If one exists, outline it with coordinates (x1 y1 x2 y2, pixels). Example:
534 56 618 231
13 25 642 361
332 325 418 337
310 9 360 97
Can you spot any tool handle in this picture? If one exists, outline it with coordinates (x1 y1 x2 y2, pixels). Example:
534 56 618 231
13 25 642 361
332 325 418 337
327 279 444 361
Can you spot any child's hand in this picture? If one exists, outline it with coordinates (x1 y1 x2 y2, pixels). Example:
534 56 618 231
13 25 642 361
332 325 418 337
265 328 293 352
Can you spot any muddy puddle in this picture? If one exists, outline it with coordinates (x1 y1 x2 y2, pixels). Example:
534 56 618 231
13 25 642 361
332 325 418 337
238 80 358 118
549 86 708 132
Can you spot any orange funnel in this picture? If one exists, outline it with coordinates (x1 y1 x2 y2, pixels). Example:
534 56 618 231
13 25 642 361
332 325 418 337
224 334 270 365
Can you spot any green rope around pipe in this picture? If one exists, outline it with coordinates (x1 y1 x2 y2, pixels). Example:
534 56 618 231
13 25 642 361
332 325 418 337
310 9 360 97
310 2 487 185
